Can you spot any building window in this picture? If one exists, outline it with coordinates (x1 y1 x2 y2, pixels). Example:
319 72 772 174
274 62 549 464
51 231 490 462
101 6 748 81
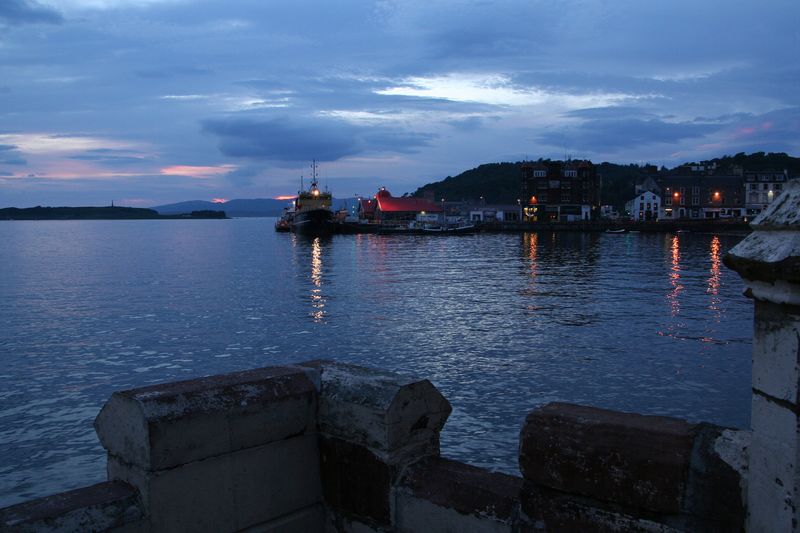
749 192 759 203
750 184 758 191
564 170 577 177
561 192 571 202
763 183 769 190
692 197 700 206
692 186 700 195
533 170 546 177
549 180 561 188
665 197 672 206
775 183 783 191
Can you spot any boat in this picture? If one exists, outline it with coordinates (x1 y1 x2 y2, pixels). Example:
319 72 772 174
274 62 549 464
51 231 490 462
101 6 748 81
605 228 629 234
421 222 477 234
274 207 293 232
290 161 335 237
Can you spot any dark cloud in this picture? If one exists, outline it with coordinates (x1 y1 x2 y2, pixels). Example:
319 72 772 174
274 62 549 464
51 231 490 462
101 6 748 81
202 116 433 163
223 166 261 187
68 154 148 165
2 157 26 165
538 117 722 152
0 144 18 152
0 171 12 176
0 0 62 25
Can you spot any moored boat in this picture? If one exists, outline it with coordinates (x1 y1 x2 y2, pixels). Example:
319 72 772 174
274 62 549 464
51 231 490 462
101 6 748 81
290 161 335 237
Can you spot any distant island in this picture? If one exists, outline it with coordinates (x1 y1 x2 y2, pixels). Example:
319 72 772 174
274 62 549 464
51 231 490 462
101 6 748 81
0 206 227 220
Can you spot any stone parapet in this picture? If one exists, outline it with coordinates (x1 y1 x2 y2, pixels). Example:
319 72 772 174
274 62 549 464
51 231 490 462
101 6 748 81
0 481 145 533
96 365 323 532
519 402 748 532
299 360 452 530
724 178 800 531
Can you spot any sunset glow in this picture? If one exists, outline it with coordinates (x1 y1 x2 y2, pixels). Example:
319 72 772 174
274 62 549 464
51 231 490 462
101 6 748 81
274 195 296 200
159 165 236 177
212 198 227 203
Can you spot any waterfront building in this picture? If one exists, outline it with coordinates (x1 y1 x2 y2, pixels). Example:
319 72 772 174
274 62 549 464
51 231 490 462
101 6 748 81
744 170 788 217
659 175 744 219
371 187 442 222
625 191 661 221
521 160 601 222
468 205 521 222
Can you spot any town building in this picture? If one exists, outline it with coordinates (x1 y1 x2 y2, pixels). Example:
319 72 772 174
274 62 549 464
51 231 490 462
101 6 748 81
521 160 601 222
625 191 661 221
658 175 744 219
468 205 521 222
366 187 443 222
744 170 788 217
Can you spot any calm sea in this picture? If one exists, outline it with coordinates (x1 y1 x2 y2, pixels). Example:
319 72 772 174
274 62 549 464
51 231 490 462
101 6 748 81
0 219 752 507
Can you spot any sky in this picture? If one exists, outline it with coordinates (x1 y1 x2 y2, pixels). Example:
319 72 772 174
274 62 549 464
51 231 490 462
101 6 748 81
0 0 798 207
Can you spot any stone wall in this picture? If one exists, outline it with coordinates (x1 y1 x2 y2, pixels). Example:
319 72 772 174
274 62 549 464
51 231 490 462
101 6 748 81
0 361 749 533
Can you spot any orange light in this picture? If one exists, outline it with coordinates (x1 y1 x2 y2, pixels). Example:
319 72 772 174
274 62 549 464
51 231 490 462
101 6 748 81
673 192 679 198
530 196 538 204
713 191 720 199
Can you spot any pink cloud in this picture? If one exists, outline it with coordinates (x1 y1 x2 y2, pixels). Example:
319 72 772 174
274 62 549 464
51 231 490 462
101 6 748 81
160 165 236 178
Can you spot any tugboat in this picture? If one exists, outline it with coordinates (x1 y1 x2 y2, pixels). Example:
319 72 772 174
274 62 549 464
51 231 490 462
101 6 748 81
274 206 294 232
290 161 335 236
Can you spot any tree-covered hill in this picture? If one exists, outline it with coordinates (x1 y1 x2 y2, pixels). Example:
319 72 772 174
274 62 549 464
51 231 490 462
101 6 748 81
410 152 799 211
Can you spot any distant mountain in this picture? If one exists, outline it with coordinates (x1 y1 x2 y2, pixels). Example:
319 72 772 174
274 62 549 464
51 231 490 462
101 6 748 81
153 197 359 217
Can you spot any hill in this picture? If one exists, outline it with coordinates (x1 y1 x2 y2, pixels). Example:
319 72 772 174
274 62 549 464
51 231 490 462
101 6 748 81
411 152 799 211
0 206 226 220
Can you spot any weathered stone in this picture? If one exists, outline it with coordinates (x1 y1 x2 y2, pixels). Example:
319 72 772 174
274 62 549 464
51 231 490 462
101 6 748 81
747 393 798 531
108 434 321 533
94 365 317 471
396 457 523 533
751 300 800 404
238 503 325 532
0 481 145 533
519 402 695 514
299 360 451 463
723 178 800 296
682 425 748 531
520 484 682 533
319 436 394 527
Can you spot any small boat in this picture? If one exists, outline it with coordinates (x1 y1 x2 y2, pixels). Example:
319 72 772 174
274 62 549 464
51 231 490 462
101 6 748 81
290 161 335 237
605 228 629 234
422 222 476 234
274 208 293 232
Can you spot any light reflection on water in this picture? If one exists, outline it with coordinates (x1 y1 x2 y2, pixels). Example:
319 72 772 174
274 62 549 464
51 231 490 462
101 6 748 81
0 220 752 506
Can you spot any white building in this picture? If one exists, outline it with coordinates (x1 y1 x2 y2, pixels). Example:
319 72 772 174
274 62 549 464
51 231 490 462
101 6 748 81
744 170 788 217
625 191 661 221
469 205 521 222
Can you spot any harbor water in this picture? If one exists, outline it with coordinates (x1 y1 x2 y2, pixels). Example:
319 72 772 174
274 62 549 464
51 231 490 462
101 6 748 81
0 219 752 507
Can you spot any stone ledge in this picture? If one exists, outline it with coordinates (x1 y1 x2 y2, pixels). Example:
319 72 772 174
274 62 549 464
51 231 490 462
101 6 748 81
520 402 696 514
299 360 451 462
0 481 144 532
94 365 317 471
397 456 522 524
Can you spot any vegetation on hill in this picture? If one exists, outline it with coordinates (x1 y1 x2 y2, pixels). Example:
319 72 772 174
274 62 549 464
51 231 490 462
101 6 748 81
411 152 798 211
0 206 227 220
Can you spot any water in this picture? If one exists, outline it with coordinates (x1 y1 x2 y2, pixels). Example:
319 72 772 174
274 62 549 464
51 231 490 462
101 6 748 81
0 219 752 507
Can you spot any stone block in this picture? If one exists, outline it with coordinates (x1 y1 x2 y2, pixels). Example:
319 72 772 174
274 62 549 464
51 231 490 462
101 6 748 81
0 481 145 533
519 403 695 514
747 393 798 531
319 436 393 527
520 484 682 533
299 360 451 463
108 434 321 533
682 425 748 531
94 365 317 471
396 457 523 533
751 300 800 404
238 503 325 532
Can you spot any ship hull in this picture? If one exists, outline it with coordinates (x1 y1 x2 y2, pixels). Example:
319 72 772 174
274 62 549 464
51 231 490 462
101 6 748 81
291 208 335 236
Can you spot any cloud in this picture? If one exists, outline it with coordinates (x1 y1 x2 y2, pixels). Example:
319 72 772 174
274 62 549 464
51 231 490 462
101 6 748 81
2 157 27 165
0 0 63 24
537 116 722 153
0 144 19 152
201 115 433 163
135 66 213 79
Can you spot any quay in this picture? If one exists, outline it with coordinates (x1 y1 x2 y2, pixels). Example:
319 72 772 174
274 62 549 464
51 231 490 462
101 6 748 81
2 181 799 531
